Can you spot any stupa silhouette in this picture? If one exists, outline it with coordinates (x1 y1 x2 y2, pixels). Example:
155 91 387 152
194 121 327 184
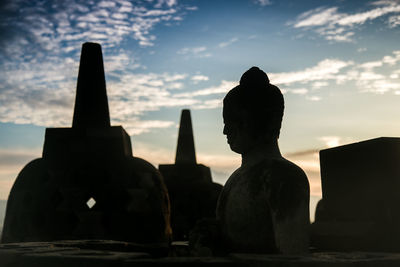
159 109 222 240
1 43 171 246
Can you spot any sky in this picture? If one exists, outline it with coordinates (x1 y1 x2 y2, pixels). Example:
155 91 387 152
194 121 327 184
1 0 400 221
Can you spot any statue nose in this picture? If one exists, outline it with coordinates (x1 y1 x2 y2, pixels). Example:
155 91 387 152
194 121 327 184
223 124 229 135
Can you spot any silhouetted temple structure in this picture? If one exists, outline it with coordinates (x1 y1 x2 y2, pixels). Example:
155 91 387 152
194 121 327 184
159 109 222 240
5 44 400 265
1 43 171 246
312 137 400 251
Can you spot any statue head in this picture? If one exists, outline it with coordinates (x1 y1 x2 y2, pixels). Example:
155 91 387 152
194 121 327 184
223 67 284 154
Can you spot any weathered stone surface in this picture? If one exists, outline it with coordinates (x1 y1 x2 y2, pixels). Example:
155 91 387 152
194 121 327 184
2 43 171 248
312 137 400 251
2 241 400 267
159 110 222 241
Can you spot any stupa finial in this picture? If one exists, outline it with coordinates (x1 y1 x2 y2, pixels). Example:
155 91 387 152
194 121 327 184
72 42 110 128
175 109 196 164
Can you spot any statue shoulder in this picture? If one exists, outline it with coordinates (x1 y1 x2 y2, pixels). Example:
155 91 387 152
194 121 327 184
266 158 310 215
269 157 309 187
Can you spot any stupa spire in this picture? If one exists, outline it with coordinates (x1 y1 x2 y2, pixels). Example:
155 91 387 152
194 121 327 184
72 42 110 128
175 109 196 164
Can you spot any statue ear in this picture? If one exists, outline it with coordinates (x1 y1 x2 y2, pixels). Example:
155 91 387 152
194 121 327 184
269 112 282 139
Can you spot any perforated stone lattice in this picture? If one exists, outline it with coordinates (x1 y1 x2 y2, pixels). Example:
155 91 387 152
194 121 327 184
86 198 96 209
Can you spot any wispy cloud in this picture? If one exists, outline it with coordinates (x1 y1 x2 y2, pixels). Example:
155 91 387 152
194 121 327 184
176 80 236 97
254 0 272 6
290 88 308 95
218 37 239 48
1 37 400 135
124 120 175 135
107 72 200 134
0 0 201 135
318 136 355 148
291 1 400 42
269 59 353 85
0 62 197 135
272 50 400 96
318 136 341 148
1 0 195 56
185 6 198 11
354 51 400 94
306 96 321 101
388 14 400 27
193 99 223 110
191 75 209 84
174 50 400 104
155 0 177 8
177 46 211 58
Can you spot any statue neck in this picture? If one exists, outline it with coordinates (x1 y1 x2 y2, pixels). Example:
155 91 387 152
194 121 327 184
241 139 282 168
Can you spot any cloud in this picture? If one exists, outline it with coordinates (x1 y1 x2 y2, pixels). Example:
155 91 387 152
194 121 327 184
176 80 236 97
2 25 400 137
186 6 198 11
291 1 400 42
312 81 329 89
353 50 400 94
254 0 272 6
177 49 400 104
0 0 201 136
0 0 196 56
290 88 308 95
318 136 341 148
193 99 223 110
218 37 239 48
191 75 209 83
318 136 356 149
124 120 175 135
269 50 400 96
388 14 400 27
306 96 321 101
107 72 202 134
0 59 198 135
177 46 206 54
155 0 177 8
177 46 211 58
269 59 353 85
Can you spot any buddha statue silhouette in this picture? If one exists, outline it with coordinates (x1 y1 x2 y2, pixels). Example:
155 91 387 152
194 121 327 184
216 67 310 254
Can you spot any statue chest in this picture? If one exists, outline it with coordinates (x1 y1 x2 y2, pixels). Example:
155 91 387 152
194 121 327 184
216 166 277 252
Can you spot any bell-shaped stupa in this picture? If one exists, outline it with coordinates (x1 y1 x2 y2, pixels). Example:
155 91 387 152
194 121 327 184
159 109 222 241
2 43 171 248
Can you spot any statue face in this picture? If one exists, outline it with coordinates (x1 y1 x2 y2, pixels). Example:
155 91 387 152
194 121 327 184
223 106 256 154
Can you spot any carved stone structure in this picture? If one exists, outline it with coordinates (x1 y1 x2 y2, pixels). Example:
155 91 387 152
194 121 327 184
312 137 400 251
216 67 310 254
159 109 222 241
2 43 171 246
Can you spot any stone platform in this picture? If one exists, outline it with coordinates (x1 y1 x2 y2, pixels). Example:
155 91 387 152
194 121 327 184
1 240 400 267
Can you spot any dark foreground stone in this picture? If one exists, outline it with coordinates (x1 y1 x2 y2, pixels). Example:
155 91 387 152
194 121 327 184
313 137 400 251
1 240 400 267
